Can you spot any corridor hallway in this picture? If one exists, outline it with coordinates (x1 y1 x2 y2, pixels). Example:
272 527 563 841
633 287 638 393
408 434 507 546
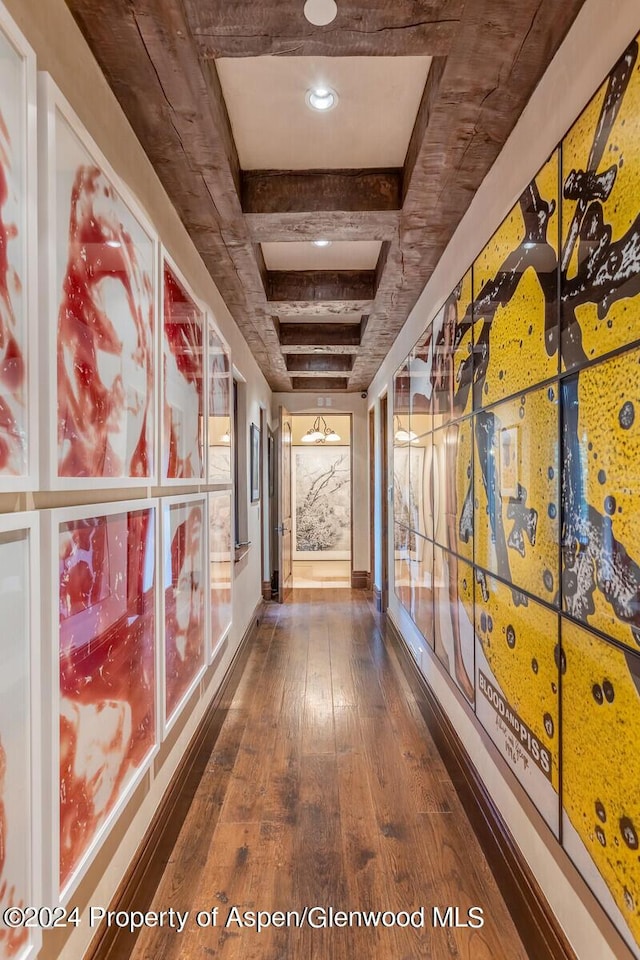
124 590 531 960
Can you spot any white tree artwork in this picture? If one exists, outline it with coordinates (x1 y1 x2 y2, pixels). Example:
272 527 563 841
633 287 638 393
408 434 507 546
294 447 350 558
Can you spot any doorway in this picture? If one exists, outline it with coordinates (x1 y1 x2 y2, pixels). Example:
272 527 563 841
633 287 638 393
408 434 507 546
291 414 352 589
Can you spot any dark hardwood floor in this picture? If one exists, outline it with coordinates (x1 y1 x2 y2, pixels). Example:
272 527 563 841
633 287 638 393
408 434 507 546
129 589 530 960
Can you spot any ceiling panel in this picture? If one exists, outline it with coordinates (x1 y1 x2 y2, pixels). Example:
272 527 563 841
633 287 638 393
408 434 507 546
262 240 382 271
217 55 431 170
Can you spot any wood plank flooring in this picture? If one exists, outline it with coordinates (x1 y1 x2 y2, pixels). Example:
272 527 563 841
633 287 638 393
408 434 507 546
128 589 530 960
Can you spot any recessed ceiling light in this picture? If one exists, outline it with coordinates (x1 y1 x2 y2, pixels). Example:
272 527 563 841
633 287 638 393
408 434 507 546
305 87 338 112
303 0 338 26
312 239 332 248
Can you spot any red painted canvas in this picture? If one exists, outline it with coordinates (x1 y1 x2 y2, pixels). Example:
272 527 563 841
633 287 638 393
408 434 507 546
162 263 204 480
163 499 206 725
58 507 156 892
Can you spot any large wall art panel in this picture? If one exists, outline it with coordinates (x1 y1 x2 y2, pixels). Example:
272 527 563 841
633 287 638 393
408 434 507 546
0 8 36 491
561 620 640 958
394 524 412 613
474 384 559 603
161 496 206 734
433 418 473 563
561 346 640 652
52 501 157 902
162 254 205 483
0 513 39 960
432 269 474 428
561 37 640 373
434 546 474 704
409 534 434 649
206 318 232 485
208 491 232 663
40 76 157 488
473 151 559 410
293 445 350 560
392 443 414 533
475 571 559 833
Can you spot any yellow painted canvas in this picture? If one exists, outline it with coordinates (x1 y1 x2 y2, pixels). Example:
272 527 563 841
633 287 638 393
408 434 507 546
474 152 559 408
562 346 640 652
474 385 559 602
562 620 640 955
561 36 640 371
475 571 559 829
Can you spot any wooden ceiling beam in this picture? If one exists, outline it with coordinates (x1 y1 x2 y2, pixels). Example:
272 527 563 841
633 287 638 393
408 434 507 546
183 0 463 59
242 169 402 214
267 270 376 303
286 354 354 373
279 324 362 347
291 377 349 391
246 211 400 243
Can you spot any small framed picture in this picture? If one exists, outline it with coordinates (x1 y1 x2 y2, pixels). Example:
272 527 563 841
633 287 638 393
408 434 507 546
250 422 260 503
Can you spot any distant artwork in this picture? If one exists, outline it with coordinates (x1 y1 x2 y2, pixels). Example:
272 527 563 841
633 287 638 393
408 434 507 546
208 492 232 658
0 20 32 484
294 447 350 557
393 446 424 545
163 499 206 727
58 507 156 897
162 261 204 480
207 322 231 484
0 521 35 960
53 101 155 481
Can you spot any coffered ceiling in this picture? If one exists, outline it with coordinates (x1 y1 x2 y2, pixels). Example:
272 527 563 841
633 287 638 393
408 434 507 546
66 0 587 393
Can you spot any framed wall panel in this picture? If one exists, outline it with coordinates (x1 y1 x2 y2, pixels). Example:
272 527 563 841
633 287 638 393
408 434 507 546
432 270 474 428
47 500 158 904
474 384 559 603
208 491 232 663
39 75 157 489
0 512 40 960
433 418 473 563
562 620 640 958
161 495 207 734
161 252 205 483
474 571 559 833
408 442 426 540
562 346 640 651
393 445 421 543
408 335 433 438
293 445 351 560
473 151 559 410
394 524 412 612
561 35 640 373
434 546 475 705
206 315 232 485
0 7 37 492
409 534 434 649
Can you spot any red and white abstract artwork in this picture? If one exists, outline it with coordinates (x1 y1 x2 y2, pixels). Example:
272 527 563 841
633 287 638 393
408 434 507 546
162 263 204 481
0 25 31 483
0 524 34 960
54 107 155 480
163 499 206 728
207 323 231 484
57 507 156 895
208 492 232 658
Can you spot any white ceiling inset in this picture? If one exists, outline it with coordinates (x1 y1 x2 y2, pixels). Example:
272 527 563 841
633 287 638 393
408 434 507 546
262 240 382 272
217 56 432 170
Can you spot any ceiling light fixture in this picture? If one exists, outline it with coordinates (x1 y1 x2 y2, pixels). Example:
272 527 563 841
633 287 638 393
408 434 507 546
394 415 417 444
303 0 338 26
305 86 338 112
312 239 332 248
301 416 341 444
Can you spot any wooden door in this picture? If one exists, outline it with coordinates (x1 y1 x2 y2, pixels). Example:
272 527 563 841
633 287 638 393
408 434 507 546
276 405 293 602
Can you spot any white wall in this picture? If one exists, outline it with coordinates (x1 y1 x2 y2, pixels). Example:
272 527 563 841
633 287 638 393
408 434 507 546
2 1 271 957
273 392 370 572
368 2 640 958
